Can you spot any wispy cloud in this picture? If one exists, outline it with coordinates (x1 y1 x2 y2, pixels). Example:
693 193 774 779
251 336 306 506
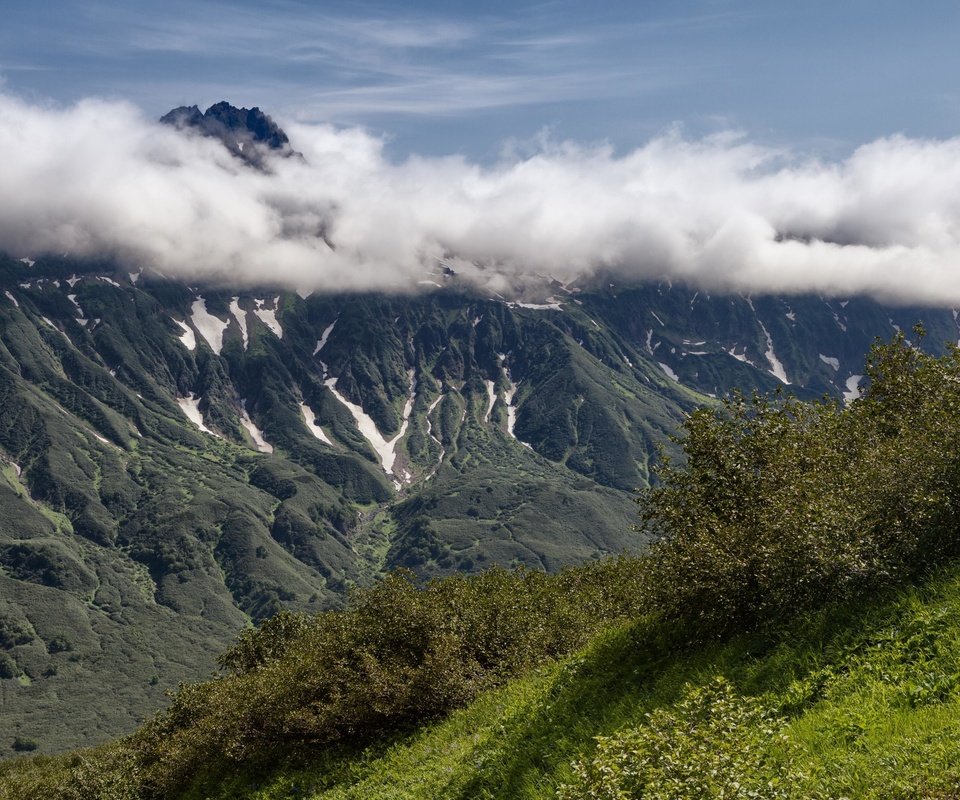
52 2 704 120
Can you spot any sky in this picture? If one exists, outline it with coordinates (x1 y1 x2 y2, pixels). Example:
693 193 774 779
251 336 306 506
3 1 960 303
3 0 960 160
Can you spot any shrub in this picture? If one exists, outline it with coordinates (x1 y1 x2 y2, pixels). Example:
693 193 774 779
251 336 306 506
558 678 796 800
124 560 648 797
0 654 16 679
11 737 37 753
638 332 960 639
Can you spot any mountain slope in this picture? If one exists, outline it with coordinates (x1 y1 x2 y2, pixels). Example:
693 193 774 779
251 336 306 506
6 332 960 798
2 249 960 757
0 256 684 756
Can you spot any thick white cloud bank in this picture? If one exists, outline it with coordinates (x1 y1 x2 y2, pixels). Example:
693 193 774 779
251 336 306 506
3 94 960 304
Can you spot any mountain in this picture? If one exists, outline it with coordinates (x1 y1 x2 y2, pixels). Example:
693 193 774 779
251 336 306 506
2 103 960 758
159 101 298 166
2 251 958 757
7 329 960 798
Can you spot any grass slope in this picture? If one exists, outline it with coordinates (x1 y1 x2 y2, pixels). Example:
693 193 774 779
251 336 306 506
210 565 960 799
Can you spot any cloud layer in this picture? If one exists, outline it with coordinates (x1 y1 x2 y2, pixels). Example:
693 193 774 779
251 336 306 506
3 94 960 304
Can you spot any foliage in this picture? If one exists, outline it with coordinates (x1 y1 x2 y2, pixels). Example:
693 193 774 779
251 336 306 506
557 678 795 800
93 559 646 798
639 331 960 638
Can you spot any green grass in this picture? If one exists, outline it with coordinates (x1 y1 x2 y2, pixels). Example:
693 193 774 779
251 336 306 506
169 564 960 800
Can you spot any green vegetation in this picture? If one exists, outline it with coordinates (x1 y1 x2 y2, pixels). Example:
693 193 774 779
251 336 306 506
2 256 679 756
7 332 960 797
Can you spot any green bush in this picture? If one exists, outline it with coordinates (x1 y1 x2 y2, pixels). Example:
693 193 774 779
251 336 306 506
0 654 15 679
639 331 960 638
10 738 37 753
558 678 796 800
122 560 647 797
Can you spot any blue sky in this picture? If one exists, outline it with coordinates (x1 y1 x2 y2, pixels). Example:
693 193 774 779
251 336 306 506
3 0 960 160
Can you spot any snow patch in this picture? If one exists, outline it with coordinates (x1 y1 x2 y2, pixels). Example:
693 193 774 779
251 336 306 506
128 271 141 285
843 375 863 405
510 297 563 311
40 316 71 343
65 275 80 288
173 319 196 351
785 310 796 321
819 354 840 371
176 394 219 437
300 402 333 446
4 291 18 308
484 379 496 421
314 319 337 356
229 298 248 349
746 297 789 384
650 311 665 326
240 408 273 453
66 294 86 320
759 320 789 384
658 362 680 382
727 346 753 365
19 257 34 267
98 276 121 288
424 392 446 479
253 296 283 338
501 365 531 448
191 297 228 354
325 370 416 479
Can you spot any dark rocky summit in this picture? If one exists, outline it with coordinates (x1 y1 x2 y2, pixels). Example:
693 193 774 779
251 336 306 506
160 101 298 166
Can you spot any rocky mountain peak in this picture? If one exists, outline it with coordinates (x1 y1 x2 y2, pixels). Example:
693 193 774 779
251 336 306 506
160 101 296 166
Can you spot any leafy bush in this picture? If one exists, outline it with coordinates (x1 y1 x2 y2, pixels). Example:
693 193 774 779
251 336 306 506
0 745 143 800
10 738 37 753
639 331 960 638
119 559 647 797
558 678 796 800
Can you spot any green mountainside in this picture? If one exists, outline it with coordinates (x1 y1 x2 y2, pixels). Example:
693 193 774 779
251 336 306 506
5 333 960 798
2 250 959 758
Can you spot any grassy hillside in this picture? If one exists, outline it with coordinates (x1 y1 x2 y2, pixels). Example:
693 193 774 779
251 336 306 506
193 566 960 799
